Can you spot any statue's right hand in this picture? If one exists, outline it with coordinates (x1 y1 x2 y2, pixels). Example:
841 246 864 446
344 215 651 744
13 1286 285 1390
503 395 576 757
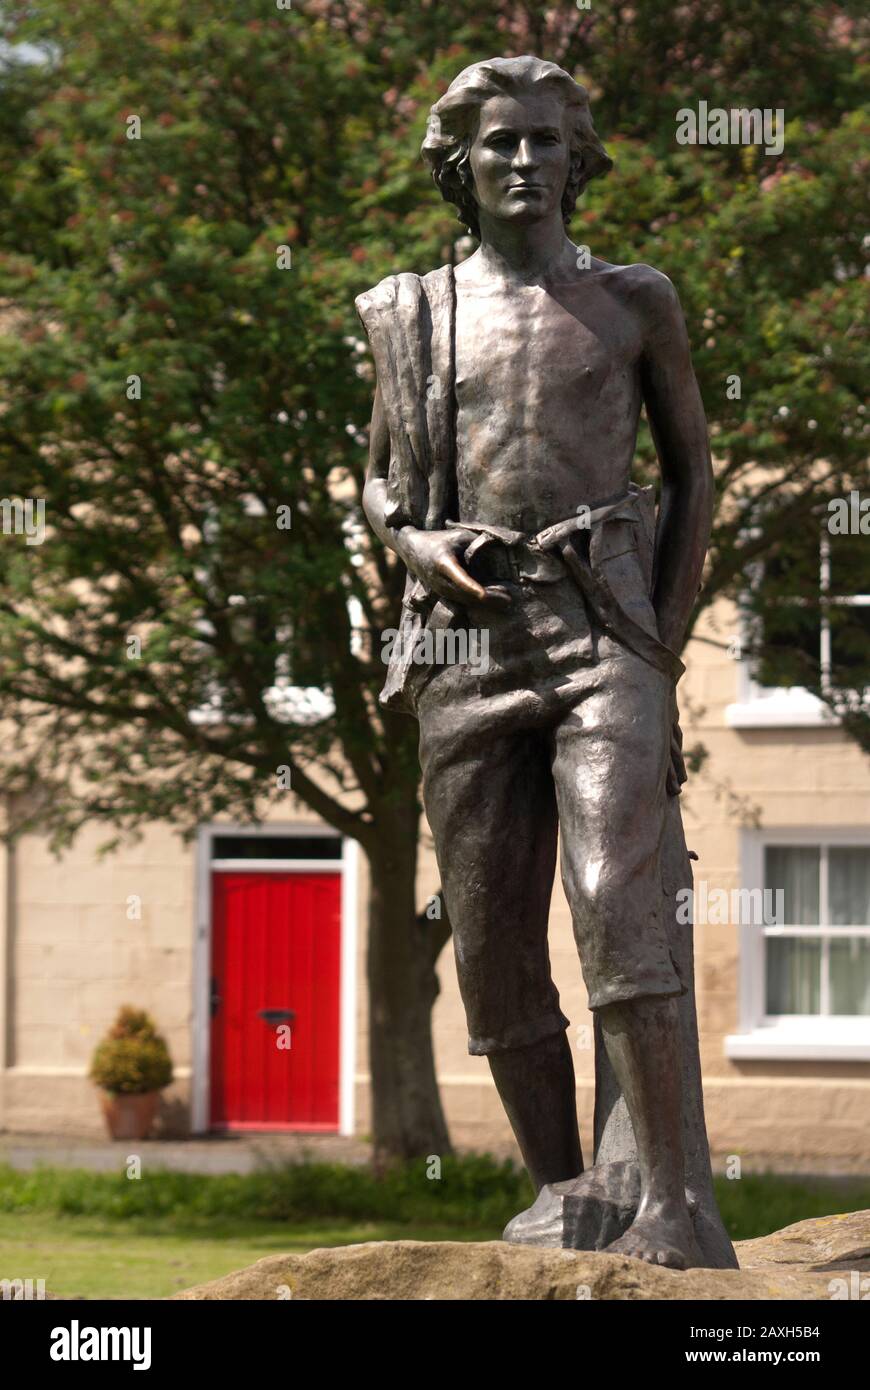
398 528 511 608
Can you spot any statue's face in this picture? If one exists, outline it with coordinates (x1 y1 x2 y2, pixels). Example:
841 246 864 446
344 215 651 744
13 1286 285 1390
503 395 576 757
468 89 572 227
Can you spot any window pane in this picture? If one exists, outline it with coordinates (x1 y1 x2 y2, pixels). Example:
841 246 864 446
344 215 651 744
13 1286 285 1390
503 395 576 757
755 606 821 689
829 605 870 690
766 937 821 1014
765 847 820 924
829 848 870 926
828 531 869 598
827 531 870 690
752 533 821 690
829 939 870 1015
211 835 343 860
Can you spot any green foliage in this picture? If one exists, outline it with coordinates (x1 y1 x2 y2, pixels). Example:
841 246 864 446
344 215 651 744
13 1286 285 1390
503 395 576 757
89 1005 173 1094
0 1158 866 1244
0 0 425 852
0 1154 531 1228
0 0 865 843
712 1172 870 1244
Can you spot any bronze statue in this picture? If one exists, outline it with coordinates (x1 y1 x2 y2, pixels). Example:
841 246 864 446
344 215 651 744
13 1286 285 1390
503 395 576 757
358 56 736 1270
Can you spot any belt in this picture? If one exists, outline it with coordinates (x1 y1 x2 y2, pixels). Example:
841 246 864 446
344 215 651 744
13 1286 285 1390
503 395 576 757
463 537 566 584
446 491 637 586
400 485 688 792
444 487 684 683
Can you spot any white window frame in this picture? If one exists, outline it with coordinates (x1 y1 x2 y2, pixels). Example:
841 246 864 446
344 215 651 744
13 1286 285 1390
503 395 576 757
189 496 339 727
191 822 358 1134
726 530 870 729
726 827 870 1060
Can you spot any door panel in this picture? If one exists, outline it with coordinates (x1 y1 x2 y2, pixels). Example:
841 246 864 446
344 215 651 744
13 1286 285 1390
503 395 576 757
210 871 341 1129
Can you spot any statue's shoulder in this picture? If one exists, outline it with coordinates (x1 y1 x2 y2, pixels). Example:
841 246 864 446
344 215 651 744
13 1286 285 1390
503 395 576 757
594 258 680 308
355 265 454 325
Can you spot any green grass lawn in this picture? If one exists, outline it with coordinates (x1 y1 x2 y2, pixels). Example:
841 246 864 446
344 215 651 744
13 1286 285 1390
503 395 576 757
0 1211 499 1299
0 1154 520 1298
1 1159 867 1300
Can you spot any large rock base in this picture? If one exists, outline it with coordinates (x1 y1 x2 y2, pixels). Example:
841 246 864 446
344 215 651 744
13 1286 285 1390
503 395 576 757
174 1209 870 1300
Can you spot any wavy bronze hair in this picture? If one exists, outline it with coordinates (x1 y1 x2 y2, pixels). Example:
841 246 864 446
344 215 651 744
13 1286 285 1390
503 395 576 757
421 55 613 239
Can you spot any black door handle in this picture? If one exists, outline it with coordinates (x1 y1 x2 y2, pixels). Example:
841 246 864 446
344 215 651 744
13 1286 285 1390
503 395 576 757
258 1008 296 1026
210 977 221 1017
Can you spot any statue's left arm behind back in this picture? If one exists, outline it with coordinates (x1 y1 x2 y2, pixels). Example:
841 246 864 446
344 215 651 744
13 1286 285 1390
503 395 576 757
638 270 715 655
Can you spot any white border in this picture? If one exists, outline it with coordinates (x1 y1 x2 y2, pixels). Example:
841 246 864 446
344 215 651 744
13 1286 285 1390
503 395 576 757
727 826 870 1060
191 822 357 1135
725 654 835 728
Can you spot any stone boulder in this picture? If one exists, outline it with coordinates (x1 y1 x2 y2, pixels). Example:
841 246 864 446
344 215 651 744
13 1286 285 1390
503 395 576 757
173 1208 870 1300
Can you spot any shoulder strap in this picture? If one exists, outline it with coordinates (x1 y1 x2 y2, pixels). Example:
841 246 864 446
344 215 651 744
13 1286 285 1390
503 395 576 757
421 265 456 529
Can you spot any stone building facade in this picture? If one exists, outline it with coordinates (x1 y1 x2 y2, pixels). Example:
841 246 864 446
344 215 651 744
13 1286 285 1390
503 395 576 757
1 591 868 1172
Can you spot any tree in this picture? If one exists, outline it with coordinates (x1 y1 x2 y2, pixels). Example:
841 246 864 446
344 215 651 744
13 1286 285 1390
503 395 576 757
0 1 866 1167
0 1 458 1163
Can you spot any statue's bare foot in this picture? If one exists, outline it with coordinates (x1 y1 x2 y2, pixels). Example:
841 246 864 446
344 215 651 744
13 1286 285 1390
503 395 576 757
604 1203 696 1270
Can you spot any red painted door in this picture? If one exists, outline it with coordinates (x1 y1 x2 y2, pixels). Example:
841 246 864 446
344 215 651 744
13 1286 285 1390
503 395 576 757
210 871 341 1130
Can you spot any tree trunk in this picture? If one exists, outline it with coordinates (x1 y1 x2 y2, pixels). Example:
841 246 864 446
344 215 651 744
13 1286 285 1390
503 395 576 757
366 807 452 1165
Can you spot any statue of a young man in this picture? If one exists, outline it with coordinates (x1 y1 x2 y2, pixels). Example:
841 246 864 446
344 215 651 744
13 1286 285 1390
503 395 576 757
358 56 733 1270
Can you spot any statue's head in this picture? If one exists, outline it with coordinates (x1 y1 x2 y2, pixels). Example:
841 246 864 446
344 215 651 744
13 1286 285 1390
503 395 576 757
421 55 612 239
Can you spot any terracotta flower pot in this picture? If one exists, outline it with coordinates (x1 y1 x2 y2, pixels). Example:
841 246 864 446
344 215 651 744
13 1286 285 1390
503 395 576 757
99 1090 160 1141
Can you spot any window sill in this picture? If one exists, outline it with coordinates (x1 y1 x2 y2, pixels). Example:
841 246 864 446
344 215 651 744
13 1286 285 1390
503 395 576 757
725 690 835 729
725 1024 870 1061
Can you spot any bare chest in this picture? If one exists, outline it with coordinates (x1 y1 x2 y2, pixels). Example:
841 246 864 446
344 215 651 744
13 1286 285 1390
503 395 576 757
454 285 639 413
